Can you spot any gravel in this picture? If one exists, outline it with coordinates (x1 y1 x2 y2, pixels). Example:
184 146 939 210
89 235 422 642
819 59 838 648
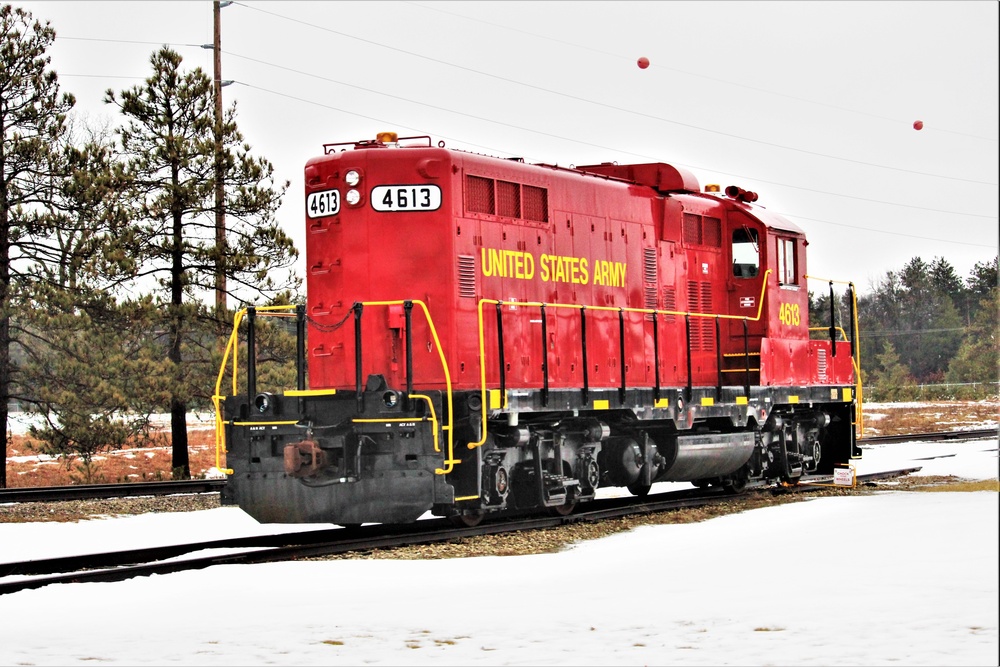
0 493 220 524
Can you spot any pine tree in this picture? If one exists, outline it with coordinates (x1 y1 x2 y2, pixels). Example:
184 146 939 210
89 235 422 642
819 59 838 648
14 117 174 478
966 257 998 322
871 341 917 401
929 256 968 324
857 270 904 376
899 258 963 382
0 4 75 487
105 47 297 477
946 291 999 390
20 289 174 482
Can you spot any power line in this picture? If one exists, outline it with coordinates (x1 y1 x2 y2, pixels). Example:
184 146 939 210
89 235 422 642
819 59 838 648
230 1 996 187
218 50 995 222
771 211 996 248
863 327 969 337
50 24 1000 236
408 1 998 144
234 79 996 249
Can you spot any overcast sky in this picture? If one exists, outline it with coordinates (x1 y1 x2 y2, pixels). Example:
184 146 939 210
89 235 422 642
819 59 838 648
14 0 1000 293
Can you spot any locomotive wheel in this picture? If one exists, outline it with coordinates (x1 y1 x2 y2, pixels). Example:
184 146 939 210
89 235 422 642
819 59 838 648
548 501 577 517
722 477 747 494
449 512 484 528
722 467 750 494
627 482 651 497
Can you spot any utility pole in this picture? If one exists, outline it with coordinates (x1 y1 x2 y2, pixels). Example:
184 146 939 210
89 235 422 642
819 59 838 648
213 0 227 312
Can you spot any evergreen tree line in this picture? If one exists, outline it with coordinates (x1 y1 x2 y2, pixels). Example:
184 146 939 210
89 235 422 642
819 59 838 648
810 256 999 402
2 5 299 486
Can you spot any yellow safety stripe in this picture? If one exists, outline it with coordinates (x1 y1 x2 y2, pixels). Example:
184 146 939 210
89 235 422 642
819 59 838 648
233 420 301 427
284 389 338 397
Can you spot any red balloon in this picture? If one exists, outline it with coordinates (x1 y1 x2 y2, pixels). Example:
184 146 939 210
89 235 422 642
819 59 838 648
913 120 924 130
637 57 650 69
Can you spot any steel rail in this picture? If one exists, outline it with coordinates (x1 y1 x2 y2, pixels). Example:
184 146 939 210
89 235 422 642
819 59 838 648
0 479 226 504
0 467 921 596
858 427 998 445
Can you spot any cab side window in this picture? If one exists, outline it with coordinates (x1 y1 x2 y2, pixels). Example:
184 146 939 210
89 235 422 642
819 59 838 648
777 237 797 284
732 228 759 278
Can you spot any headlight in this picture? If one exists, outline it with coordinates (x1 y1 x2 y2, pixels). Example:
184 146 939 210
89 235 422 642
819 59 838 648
345 170 361 187
346 189 361 205
254 392 275 414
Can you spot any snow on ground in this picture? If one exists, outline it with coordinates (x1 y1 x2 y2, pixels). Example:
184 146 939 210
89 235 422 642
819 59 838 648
0 436 997 666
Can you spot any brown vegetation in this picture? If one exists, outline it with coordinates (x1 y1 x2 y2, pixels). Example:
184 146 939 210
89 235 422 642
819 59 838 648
861 399 998 436
4 428 221 487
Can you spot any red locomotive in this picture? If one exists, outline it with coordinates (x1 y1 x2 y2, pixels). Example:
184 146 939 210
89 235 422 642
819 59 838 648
216 132 861 526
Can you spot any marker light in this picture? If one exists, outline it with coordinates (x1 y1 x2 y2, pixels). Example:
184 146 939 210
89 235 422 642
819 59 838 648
345 170 361 186
346 189 361 205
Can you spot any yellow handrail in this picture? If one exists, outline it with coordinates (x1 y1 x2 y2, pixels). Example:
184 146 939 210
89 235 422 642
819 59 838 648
359 300 459 475
804 275 863 436
809 325 850 341
212 305 298 475
407 394 440 452
469 271 772 449
212 301 461 477
804 275 853 286
351 396 440 453
851 286 864 437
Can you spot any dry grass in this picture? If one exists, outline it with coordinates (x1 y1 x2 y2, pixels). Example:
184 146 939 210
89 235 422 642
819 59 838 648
862 399 998 436
910 479 999 493
4 429 222 487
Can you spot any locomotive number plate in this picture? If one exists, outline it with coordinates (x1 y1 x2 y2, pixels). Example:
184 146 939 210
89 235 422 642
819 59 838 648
371 184 441 212
306 188 340 218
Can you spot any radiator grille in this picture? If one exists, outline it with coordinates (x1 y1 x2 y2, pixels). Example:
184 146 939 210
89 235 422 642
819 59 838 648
458 255 477 298
496 180 521 218
683 213 701 245
643 247 657 283
643 247 658 312
662 287 677 322
682 213 722 247
686 280 715 351
523 185 548 222
466 176 548 223
466 176 495 214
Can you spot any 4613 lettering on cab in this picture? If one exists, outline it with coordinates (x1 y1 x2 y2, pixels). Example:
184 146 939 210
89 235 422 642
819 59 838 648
778 302 801 327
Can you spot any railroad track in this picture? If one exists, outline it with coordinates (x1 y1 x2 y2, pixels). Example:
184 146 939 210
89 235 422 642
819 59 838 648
1 427 994 505
0 478 226 504
0 467 920 596
858 427 998 445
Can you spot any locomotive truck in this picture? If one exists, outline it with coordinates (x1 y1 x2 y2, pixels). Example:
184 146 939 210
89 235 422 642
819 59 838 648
215 132 862 526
